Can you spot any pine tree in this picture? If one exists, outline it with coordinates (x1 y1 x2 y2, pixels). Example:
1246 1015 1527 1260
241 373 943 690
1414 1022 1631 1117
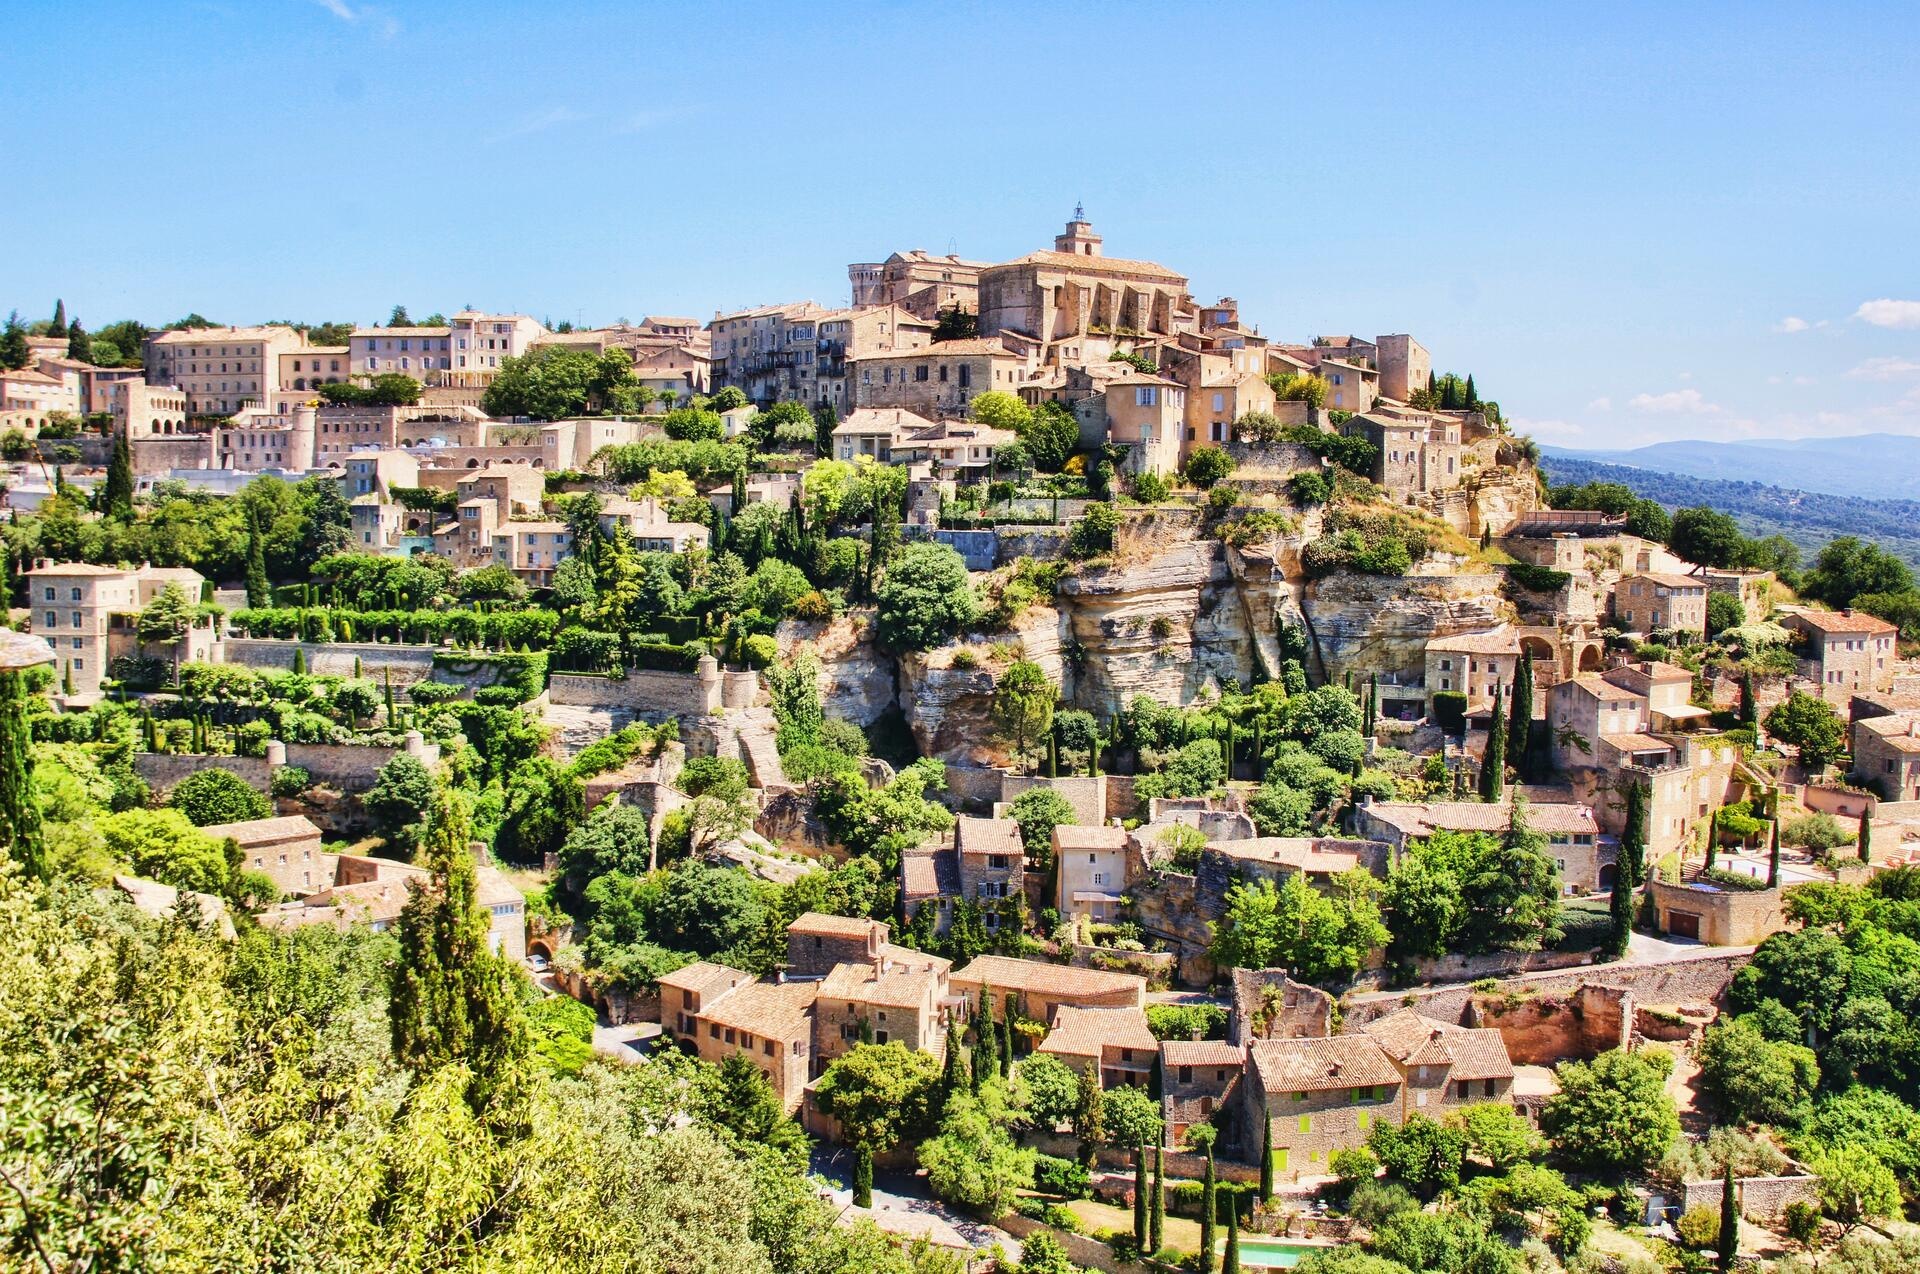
1150 1146 1165 1254
0 315 29 371
1767 818 1782 888
1133 1143 1149 1251
0 670 46 880
103 429 134 520
387 785 530 1113
1859 810 1872 864
1259 1117 1274 1200
1479 683 1506 802
1718 1161 1738 1273
1507 653 1534 782
245 510 270 607
1224 1200 1242 1274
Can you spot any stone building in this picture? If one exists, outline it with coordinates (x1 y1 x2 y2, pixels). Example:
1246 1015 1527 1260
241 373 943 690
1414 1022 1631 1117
787 912 891 977
144 325 309 417
974 213 1195 371
1376 334 1431 403
1099 371 1187 475
1615 572 1708 637
1424 629 1522 712
850 337 1031 418
207 813 326 896
26 559 211 699
1054 823 1132 922
1850 710 1920 802
1036 1006 1158 1089
1342 408 1461 499
1160 1039 1245 1147
1647 873 1787 945
847 250 988 320
1782 609 1899 706
949 955 1146 1024
1353 800 1613 894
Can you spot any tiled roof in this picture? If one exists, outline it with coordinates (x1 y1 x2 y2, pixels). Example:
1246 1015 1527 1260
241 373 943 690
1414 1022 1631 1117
1038 1006 1158 1058
200 814 320 845
1791 609 1898 636
952 955 1146 1001
862 338 1016 359
703 980 817 1041
1363 1010 1513 1081
1364 801 1597 838
994 250 1186 283
658 960 751 998
1856 714 1920 753
1602 732 1674 754
820 961 938 1010
789 912 886 940
956 816 1023 858
1208 837 1364 876
1053 823 1129 851
1427 628 1521 654
149 325 301 343
1625 572 1705 590
901 847 961 902
1564 674 1644 702
351 326 452 337
26 562 129 576
832 407 939 436
1160 1040 1246 1068
1250 1036 1400 1093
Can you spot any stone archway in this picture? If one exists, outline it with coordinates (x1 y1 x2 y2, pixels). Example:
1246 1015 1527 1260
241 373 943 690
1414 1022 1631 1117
1599 863 1618 892
1578 643 1604 672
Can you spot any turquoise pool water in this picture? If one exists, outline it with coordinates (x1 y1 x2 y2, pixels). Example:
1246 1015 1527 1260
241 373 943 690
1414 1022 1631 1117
1225 1238 1319 1269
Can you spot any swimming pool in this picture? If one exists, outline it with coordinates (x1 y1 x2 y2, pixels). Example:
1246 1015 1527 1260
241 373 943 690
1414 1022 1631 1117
1225 1238 1321 1269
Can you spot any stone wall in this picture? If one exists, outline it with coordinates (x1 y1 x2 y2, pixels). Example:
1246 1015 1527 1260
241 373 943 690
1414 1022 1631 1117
1001 773 1109 826
1342 946 1753 1030
928 529 996 571
1648 877 1787 947
224 638 441 688
1680 1172 1818 1222
996 1215 1152 1274
941 764 1007 813
133 752 271 794
133 738 431 796
1465 984 1631 1065
546 669 720 716
1068 945 1175 987
995 526 1071 564
1802 783 1873 819
1401 948 1593 986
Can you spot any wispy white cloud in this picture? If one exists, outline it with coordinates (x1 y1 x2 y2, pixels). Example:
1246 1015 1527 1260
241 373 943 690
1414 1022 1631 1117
1846 356 1920 381
1854 299 1920 329
618 107 692 134
311 0 398 37
1772 316 1811 334
1628 388 1720 415
1586 396 1612 412
490 107 589 144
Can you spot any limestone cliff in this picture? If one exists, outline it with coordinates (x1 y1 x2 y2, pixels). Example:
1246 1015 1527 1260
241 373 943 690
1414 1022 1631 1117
776 613 896 726
897 606 1068 765
1300 570 1508 686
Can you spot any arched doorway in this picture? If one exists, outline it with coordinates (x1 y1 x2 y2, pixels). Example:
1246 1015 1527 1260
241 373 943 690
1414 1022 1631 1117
1578 643 1604 672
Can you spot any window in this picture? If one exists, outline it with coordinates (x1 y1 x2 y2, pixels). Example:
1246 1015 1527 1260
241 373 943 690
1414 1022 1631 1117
1092 873 1105 886
1298 1114 1312 1133
1212 392 1225 412
1293 1090 1307 1102
1179 1066 1193 1083
68 588 80 602
1134 386 1158 407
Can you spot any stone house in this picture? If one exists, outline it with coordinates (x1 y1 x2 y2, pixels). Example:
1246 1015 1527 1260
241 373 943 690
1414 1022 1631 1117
597 497 711 554
1161 1039 1245 1147
1036 1005 1158 1089
28 559 213 699
850 338 1031 419
831 406 938 462
690 979 819 1113
1851 711 1920 801
1342 409 1461 499
889 418 1018 482
1353 800 1613 894
900 844 962 934
811 948 954 1072
1053 823 1132 922
1614 573 1708 638
787 912 890 977
259 852 526 960
1782 609 1899 706
1425 629 1522 713
955 816 1027 921
1693 566 1775 619
949 955 1147 1025
1317 359 1378 414
847 250 987 320
1375 334 1431 403
1099 371 1186 475
207 814 326 896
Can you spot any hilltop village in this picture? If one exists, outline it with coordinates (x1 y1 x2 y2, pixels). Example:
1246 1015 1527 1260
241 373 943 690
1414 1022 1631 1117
5 216 1920 1273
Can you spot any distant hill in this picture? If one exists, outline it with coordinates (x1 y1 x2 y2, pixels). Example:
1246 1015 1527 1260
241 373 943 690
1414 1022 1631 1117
1545 433 1920 502
1535 453 1920 569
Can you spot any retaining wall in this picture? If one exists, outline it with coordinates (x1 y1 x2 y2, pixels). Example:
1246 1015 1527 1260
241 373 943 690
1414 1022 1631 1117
133 738 432 795
547 669 720 715
1680 1172 1818 1222
995 526 1072 564
996 1214 1151 1274
1342 946 1753 1030
223 638 441 687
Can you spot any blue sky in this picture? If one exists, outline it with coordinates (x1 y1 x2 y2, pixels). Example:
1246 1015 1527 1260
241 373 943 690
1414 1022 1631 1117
5 1 1919 449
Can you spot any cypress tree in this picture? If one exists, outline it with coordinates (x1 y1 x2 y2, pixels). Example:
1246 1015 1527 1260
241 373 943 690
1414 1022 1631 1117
1767 819 1782 888
1048 733 1059 778
1464 373 1479 407
1508 653 1534 781
1133 1143 1149 1252
1606 854 1634 960
1859 810 1872 864
353 654 362 678
1365 673 1378 737
1150 1145 1165 1254
387 786 530 1113
1704 808 1719 873
1199 1136 1218 1274
1621 780 1648 891
103 429 134 520
383 668 396 723
854 1149 874 1209
1224 1200 1241 1274
49 299 65 332
61 660 73 697
1717 1161 1738 1273
244 509 270 608
0 670 47 880
941 1019 967 1101
1251 717 1263 781
1000 993 1016 1074
1259 1117 1274 1201
291 647 306 676
1479 683 1506 802
1739 671 1757 725
66 318 87 362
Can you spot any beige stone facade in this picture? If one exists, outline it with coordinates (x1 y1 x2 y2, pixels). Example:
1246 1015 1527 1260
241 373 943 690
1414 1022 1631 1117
1425 629 1521 711
207 814 326 896
1782 609 1898 706
850 337 1031 418
975 215 1195 369
848 250 987 319
1036 1005 1158 1088
144 326 308 417
1850 711 1920 801
1615 573 1708 637
1648 874 1788 945
1054 823 1131 922
1376 334 1431 404
26 560 208 698
1344 409 1461 498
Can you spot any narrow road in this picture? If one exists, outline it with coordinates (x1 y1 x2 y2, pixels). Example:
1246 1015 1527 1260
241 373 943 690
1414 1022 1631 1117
808 1145 1022 1261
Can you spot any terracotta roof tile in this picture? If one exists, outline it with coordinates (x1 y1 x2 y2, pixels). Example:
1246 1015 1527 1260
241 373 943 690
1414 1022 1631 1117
1038 1006 1159 1059
952 955 1145 1002
703 980 817 1041
1160 1040 1246 1068
1250 1036 1400 1093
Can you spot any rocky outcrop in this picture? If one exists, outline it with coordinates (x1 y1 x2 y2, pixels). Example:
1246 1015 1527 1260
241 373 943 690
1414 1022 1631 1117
898 606 1070 765
1054 540 1252 716
1301 570 1508 685
776 613 895 725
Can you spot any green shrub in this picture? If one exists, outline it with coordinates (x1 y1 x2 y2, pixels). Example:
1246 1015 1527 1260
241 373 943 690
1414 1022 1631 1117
1032 1154 1090 1199
1782 812 1854 851
1130 470 1170 503
1507 562 1572 592
269 766 312 798
1432 691 1468 731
